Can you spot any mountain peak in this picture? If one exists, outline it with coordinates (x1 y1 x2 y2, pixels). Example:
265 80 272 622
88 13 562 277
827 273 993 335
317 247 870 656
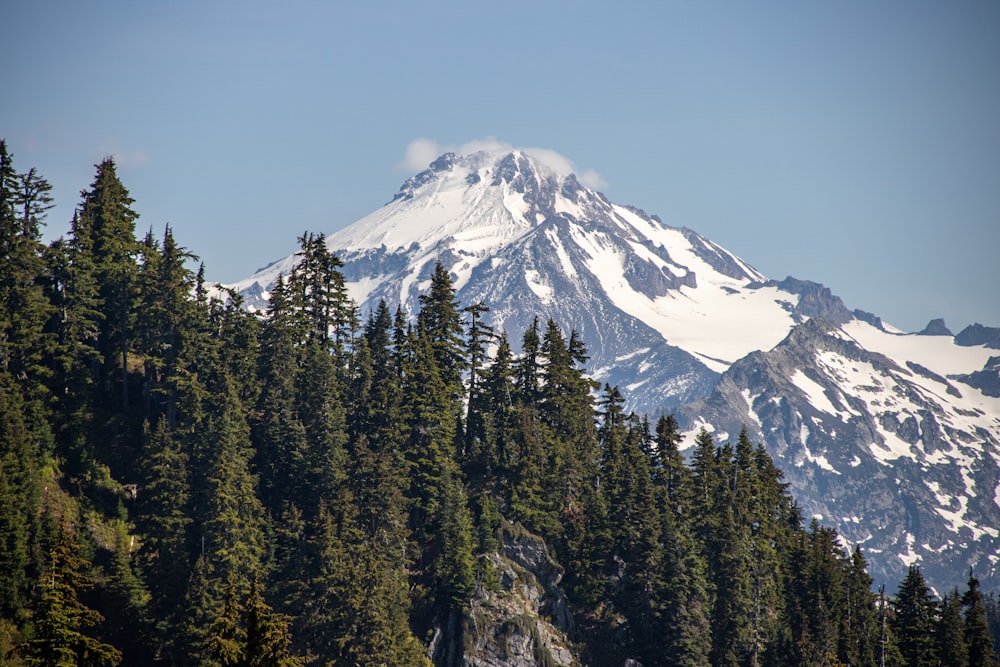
226 145 1000 591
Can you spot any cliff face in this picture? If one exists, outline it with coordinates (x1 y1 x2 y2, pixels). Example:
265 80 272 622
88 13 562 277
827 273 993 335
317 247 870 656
430 524 579 667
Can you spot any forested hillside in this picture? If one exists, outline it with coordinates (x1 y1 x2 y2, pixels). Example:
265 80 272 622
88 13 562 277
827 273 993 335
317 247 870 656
1 142 998 666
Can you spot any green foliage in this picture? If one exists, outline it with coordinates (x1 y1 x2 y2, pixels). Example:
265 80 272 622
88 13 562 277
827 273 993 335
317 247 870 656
938 589 969 667
964 573 1000 667
893 565 939 667
17 522 122 666
0 146 991 666
435 466 477 609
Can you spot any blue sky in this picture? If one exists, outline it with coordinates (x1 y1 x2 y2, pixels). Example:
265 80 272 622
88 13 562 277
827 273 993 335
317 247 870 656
3 1 998 332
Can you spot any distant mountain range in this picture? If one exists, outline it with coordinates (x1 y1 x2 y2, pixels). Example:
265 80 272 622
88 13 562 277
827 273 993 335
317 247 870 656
227 148 1000 592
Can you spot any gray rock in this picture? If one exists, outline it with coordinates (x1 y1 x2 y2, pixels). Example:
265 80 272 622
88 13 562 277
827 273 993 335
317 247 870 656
917 318 952 336
955 323 1000 349
434 523 579 666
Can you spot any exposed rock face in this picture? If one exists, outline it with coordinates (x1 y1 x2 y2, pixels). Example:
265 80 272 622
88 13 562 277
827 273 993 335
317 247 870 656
676 317 1000 590
431 524 579 667
956 323 1000 349
917 318 952 336
748 276 854 325
958 356 1000 398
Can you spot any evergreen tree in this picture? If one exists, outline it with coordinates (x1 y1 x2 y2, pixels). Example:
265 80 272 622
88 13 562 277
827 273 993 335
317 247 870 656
654 414 690 512
295 336 348 511
353 300 406 456
1 142 55 394
651 415 711 667
480 332 517 483
842 546 880 667
200 380 266 592
938 589 969 667
434 465 477 609
251 278 305 512
135 418 193 643
98 527 153 665
78 157 140 410
243 578 301 667
709 441 754 667
0 371 39 620
689 427 722 550
133 226 198 429
417 260 466 396
205 577 244 667
893 565 939 667
401 321 458 532
18 522 122 666
462 300 493 477
656 497 712 667
46 212 103 473
964 572 1000 667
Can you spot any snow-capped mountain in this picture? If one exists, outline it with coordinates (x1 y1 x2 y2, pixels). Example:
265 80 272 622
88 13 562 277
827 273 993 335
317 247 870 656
229 148 1000 591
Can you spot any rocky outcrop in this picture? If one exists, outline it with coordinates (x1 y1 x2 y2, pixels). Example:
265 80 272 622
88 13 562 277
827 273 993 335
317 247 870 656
955 323 1000 349
917 318 952 336
749 276 854 325
431 523 579 667
957 355 1000 397
676 317 1000 591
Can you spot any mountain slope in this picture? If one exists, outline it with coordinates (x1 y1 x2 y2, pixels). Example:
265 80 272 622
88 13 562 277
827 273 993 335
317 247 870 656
228 148 1000 591
233 149 837 411
676 317 1000 589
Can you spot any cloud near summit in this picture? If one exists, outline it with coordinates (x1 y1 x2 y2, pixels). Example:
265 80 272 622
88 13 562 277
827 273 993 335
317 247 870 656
397 137 606 190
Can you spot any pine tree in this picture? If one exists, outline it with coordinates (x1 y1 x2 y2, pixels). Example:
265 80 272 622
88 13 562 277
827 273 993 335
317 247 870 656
709 441 754 667
480 332 517 483
689 427 721 548
243 577 301 667
650 415 711 667
434 465 477 609
200 380 266 591
295 335 349 512
841 546 880 667
892 565 939 667
134 226 198 429
98 527 153 665
204 576 244 667
938 589 969 667
18 522 122 666
347 434 419 661
1 142 55 393
963 572 1000 667
135 418 193 641
46 212 103 473
253 276 308 515
78 157 140 410
0 371 39 620
656 498 712 667
462 300 493 478
654 414 690 512
401 321 458 531
417 260 466 396
353 300 406 455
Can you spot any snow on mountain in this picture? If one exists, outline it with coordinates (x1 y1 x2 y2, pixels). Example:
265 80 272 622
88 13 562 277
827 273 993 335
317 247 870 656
228 148 1000 591
232 149 843 409
677 317 1000 590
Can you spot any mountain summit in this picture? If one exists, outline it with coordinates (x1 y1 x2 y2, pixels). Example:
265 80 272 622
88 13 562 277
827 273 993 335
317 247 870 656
230 148 1000 590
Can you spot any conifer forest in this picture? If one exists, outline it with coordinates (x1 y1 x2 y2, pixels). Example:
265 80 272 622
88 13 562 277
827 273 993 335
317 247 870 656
2 141 1000 666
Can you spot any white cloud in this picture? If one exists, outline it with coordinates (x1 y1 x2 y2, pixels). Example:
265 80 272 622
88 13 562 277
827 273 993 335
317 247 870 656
397 137 443 172
578 168 607 190
396 137 606 188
